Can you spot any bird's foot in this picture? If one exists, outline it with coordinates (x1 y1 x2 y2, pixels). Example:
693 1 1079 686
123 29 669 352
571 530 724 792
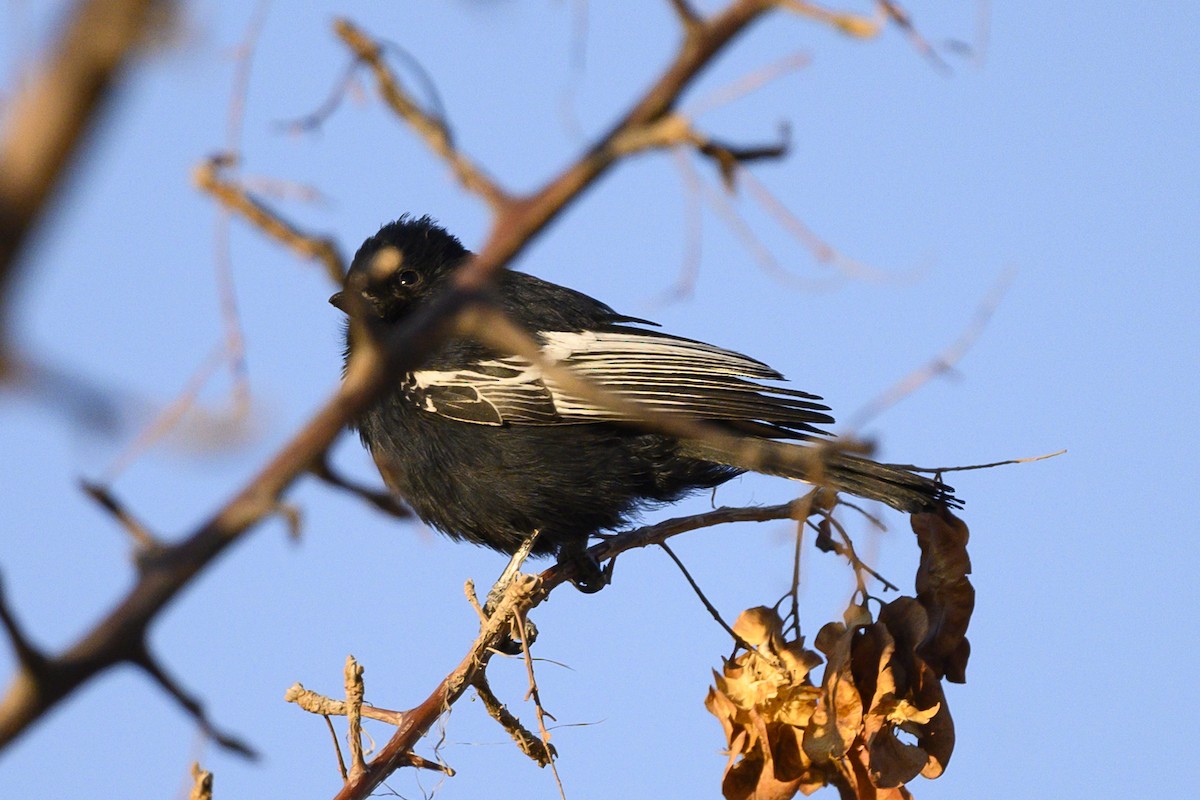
557 541 613 594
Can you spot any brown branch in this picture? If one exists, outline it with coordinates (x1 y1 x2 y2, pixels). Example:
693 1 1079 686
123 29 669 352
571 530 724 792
333 19 510 210
331 572 544 800
329 496 814 799
79 480 163 556
0 0 168 362
471 672 556 768
659 542 750 649
193 156 346 284
309 454 411 520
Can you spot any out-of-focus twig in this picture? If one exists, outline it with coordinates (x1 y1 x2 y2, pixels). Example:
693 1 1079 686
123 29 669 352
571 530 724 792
0 0 169 364
848 268 1016 429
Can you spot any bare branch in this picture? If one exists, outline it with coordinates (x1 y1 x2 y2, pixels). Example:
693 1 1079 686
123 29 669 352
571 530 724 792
343 656 367 781
848 267 1016 429
79 480 163 556
309 454 411 520
471 672 556 768
193 156 346 284
333 19 510 210
132 646 257 758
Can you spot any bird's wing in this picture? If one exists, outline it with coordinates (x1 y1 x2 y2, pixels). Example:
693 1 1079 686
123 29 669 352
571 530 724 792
406 328 834 435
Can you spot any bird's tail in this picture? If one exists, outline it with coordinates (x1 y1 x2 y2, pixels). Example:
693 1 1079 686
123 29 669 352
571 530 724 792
682 439 957 513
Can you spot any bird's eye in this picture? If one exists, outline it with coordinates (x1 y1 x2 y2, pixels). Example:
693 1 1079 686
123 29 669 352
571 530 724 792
397 269 421 287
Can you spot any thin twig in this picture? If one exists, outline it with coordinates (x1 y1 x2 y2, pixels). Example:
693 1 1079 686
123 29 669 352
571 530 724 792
659 542 748 649
514 613 566 799
344 656 367 781
934 448 1067 473
79 480 162 554
324 715 349 781
193 156 346 284
133 646 257 758
848 267 1016 429
471 672 556 767
309 454 410 519
334 19 509 210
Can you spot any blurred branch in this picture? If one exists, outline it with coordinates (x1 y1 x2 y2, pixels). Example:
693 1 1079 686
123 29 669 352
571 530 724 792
0 0 168 364
848 267 1016 429
334 19 511 210
193 156 346 284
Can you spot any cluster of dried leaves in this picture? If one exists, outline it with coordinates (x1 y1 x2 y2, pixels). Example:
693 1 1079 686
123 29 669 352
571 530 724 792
706 508 973 800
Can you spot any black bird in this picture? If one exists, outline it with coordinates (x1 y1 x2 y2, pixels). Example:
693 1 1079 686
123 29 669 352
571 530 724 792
333 216 953 575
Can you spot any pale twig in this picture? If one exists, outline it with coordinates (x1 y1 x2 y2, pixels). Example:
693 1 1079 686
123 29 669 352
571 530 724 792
193 156 346 284
742 169 924 283
848 268 1016 430
776 0 883 38
188 762 213 800
675 153 842 291
99 340 236 482
514 613 566 799
211 0 272 424
344 656 367 781
687 50 811 117
472 665 556 767
285 683 407 727
646 149 704 306
934 449 1066 474
334 19 509 210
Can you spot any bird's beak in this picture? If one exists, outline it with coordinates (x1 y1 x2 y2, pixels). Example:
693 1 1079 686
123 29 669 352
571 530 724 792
329 291 349 312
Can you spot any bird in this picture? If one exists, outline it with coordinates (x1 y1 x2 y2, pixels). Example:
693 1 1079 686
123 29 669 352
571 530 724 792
332 215 954 583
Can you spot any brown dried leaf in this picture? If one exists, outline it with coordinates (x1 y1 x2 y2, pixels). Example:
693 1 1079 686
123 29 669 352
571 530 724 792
868 727 929 789
734 606 784 648
803 623 861 763
912 509 974 682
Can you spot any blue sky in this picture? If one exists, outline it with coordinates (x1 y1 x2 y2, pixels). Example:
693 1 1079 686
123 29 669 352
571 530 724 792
1 2 1197 798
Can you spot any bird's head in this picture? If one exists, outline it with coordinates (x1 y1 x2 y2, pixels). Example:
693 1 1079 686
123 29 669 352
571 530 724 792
330 215 469 323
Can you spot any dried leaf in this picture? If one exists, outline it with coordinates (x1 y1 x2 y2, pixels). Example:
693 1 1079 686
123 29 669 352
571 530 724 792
912 509 975 682
868 727 928 788
803 623 860 762
734 606 784 648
